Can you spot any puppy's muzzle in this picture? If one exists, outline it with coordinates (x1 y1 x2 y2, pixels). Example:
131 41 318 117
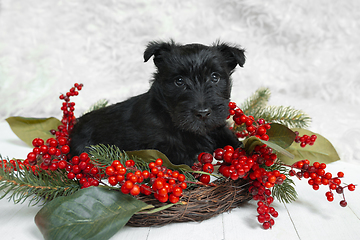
194 108 212 120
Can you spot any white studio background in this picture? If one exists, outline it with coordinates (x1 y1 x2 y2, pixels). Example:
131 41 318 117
1 0 360 163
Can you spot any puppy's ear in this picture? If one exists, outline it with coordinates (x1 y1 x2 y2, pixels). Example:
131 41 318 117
144 40 175 66
215 42 246 69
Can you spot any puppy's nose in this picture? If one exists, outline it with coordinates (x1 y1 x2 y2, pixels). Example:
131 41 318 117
195 108 212 119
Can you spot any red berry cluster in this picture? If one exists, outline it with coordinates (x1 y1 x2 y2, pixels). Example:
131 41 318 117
216 146 256 181
52 83 83 139
0 158 39 174
26 137 70 170
289 159 356 207
24 83 83 171
194 144 284 229
294 131 317 148
228 102 271 140
62 152 101 188
105 158 187 203
251 181 278 229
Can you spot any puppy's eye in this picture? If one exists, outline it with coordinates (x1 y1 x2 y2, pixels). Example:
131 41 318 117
211 72 221 83
174 77 185 87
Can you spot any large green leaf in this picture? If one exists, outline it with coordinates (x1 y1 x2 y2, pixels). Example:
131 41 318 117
266 123 296 149
277 128 340 165
35 187 151 240
6 117 61 147
243 123 295 159
126 149 193 172
244 136 294 159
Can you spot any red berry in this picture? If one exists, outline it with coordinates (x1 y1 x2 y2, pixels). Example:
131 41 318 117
180 182 187 189
223 145 234 153
312 184 320 190
125 160 135 167
337 172 344 178
169 194 180 203
27 152 37 162
105 166 116 176
72 165 81 174
223 151 233 163
67 172 75 179
172 187 183 197
111 160 121 168
49 162 58 171
200 153 213 164
121 184 130 194
155 158 163 166
340 200 347 207
58 160 67 169
202 163 214 173
199 174 210 184
108 176 118 186
79 152 89 162
348 184 356 191
153 179 165 190
130 185 141 196
214 148 224 160
140 184 152 195
40 145 48 154
156 194 169 203
142 170 150 179
263 222 271 230
90 167 99 175
79 161 87 170
228 102 236 109
61 145 70 154
177 174 186 182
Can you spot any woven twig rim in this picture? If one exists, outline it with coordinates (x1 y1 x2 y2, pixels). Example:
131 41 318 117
127 178 251 227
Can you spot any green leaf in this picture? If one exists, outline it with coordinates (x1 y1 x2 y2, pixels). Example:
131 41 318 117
35 187 150 240
267 123 296 149
6 117 61 147
277 128 340 165
243 136 294 159
126 149 193 172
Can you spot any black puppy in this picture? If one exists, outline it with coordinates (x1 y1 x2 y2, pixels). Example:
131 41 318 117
69 40 245 166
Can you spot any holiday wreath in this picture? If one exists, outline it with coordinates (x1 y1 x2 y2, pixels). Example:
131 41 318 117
0 84 356 240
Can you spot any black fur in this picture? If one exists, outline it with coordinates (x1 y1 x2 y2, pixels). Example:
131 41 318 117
69 40 245 166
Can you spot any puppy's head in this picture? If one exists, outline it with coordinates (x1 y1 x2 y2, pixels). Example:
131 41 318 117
144 40 245 134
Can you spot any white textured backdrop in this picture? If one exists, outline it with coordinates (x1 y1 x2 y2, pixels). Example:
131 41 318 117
1 0 359 163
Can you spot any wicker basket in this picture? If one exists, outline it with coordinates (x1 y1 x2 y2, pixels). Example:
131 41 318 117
127 178 251 227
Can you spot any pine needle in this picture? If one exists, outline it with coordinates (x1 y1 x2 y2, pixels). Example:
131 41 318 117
272 179 298 204
241 87 271 116
83 99 109 115
256 106 311 128
0 160 80 206
238 87 311 128
88 144 125 168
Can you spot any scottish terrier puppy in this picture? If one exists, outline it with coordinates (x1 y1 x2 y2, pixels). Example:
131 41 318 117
69 40 245 166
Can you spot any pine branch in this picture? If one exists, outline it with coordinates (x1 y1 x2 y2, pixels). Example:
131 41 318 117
260 159 298 203
0 161 80 206
241 87 271 116
88 144 126 169
83 99 109 115
272 179 298 204
256 106 311 129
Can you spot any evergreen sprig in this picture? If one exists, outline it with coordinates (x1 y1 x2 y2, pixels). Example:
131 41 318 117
241 87 271 115
239 87 311 129
260 159 298 203
88 144 125 169
83 99 109 115
256 106 311 129
0 159 80 206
